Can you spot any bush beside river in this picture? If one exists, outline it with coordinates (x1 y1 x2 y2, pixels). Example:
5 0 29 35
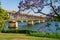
1 29 60 39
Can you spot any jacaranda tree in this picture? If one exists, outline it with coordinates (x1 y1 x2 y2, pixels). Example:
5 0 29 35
17 0 60 36
18 0 60 21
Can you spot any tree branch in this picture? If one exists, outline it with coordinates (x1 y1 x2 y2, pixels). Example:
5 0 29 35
50 0 60 17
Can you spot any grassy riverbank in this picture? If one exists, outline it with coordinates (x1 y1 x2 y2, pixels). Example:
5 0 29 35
0 33 59 40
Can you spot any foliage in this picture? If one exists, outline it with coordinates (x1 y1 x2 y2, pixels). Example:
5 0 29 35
0 8 9 20
17 0 60 21
54 16 60 21
29 31 60 39
0 8 9 31
1 29 33 34
1 29 60 39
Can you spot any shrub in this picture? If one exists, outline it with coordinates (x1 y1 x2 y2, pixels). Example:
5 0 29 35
29 31 46 37
1 29 60 39
1 29 33 34
29 31 60 39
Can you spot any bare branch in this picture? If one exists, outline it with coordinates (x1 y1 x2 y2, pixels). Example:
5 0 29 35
50 0 60 17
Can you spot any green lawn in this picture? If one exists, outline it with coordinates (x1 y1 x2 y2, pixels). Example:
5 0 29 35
0 33 59 40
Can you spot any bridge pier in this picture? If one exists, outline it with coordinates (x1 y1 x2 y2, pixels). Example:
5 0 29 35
35 20 41 23
26 20 28 22
21 20 24 23
8 21 18 29
38 20 40 23
42 20 45 22
15 22 18 28
28 20 34 25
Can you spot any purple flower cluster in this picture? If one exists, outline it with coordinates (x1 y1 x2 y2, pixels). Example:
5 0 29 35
18 0 45 11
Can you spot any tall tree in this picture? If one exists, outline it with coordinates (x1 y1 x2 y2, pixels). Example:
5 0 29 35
0 7 9 31
18 0 60 21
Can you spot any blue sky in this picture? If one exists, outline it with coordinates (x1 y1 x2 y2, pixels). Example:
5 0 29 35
1 0 60 15
1 0 20 11
1 0 50 13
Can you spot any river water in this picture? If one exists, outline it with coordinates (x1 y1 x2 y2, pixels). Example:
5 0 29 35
5 21 60 33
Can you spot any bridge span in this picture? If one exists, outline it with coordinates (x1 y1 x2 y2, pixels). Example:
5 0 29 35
8 11 46 28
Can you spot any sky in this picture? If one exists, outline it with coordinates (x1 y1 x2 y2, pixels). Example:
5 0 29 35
1 0 44 15
1 0 20 11
1 0 60 16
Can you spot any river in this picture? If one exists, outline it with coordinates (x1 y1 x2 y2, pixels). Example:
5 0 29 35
5 21 60 33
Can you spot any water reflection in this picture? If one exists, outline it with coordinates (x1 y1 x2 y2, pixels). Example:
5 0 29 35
5 21 60 33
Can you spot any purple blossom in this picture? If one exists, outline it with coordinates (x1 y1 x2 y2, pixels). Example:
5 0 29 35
58 6 60 11
19 1 23 5
45 0 48 2
17 0 60 18
37 25 46 31
40 0 44 3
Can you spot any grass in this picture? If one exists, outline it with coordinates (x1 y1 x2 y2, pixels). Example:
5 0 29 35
29 32 60 39
0 33 59 40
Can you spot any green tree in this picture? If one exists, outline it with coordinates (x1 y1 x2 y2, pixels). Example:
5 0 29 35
0 7 9 31
54 11 60 21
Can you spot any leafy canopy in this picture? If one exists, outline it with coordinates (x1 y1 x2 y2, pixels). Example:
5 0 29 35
0 7 9 27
